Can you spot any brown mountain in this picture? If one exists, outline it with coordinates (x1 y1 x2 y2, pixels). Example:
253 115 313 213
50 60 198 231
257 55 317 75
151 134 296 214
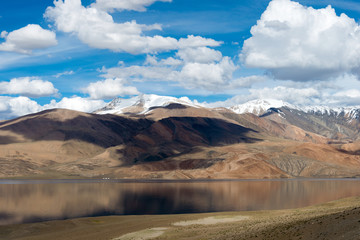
1 104 360 179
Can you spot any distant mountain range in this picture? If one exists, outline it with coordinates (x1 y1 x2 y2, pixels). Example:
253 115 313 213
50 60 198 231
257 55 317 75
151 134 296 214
96 95 360 141
97 94 360 122
1 94 360 179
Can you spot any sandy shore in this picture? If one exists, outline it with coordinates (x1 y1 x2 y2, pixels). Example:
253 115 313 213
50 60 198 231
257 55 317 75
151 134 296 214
1 196 360 240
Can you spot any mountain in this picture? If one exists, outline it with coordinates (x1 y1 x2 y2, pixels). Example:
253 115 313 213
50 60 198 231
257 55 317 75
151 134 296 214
228 99 360 141
1 95 360 179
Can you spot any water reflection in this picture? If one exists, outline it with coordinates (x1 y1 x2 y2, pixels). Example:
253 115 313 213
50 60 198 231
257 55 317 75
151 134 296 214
1 179 360 225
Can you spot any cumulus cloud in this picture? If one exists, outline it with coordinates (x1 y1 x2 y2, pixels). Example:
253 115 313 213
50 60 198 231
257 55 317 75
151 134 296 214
247 86 320 104
0 96 107 119
104 55 239 91
101 54 261 92
44 97 106 112
45 0 220 54
92 0 171 12
102 64 175 81
212 86 321 107
177 47 222 63
161 57 183 66
173 57 238 90
177 35 221 49
0 96 42 119
82 78 139 99
242 0 360 81
0 24 57 54
144 55 183 66
0 77 58 97
228 76 267 89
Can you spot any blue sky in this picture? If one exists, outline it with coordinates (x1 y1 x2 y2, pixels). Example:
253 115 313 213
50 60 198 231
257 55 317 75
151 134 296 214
1 0 360 119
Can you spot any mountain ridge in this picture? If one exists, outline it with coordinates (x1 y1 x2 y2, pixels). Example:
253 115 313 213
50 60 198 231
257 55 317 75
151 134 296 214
95 94 360 120
95 94 360 141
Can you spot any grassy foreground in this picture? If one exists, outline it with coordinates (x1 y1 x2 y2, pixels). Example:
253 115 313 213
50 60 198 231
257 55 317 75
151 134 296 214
1 197 360 240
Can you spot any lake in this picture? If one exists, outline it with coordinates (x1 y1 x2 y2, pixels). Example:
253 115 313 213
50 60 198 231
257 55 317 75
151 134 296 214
1 179 360 225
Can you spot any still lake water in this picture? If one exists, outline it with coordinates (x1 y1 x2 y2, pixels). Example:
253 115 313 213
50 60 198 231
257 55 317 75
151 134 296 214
1 179 360 225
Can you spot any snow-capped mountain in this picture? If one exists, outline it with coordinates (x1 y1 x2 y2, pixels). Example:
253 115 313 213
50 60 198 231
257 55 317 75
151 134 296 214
303 106 360 120
228 99 297 115
95 94 202 115
95 95 360 123
228 99 360 120
224 99 360 140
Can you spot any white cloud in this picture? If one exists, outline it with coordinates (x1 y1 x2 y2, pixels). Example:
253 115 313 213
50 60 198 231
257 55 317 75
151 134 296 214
101 54 263 92
144 55 182 66
92 0 171 12
247 86 320 104
0 96 107 119
82 78 139 99
329 90 360 106
173 57 238 90
209 86 321 108
242 0 360 81
0 95 106 120
228 75 267 89
0 77 58 97
104 55 240 91
160 57 183 66
0 96 42 119
101 65 175 81
53 70 75 78
177 47 222 63
177 35 221 49
0 31 8 38
0 24 57 54
44 97 106 112
145 55 159 65
334 89 360 99
45 0 220 54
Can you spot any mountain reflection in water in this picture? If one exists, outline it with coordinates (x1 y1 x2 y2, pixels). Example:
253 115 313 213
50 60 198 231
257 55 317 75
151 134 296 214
1 179 360 225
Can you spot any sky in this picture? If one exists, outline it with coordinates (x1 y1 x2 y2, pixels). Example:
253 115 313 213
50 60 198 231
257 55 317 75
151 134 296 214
1 0 360 119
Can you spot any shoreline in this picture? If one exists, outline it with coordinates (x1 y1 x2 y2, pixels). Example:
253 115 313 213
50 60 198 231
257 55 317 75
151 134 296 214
1 177 360 184
1 196 360 240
